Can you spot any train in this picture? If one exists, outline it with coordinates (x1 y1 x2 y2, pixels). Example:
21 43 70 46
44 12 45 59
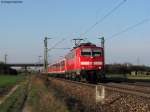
47 42 105 82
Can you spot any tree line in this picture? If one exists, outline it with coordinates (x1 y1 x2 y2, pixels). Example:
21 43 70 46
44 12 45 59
105 63 150 75
0 62 18 75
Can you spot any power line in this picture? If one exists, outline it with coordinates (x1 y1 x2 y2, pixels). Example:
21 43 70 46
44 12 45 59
107 18 150 41
79 0 127 38
48 38 66 51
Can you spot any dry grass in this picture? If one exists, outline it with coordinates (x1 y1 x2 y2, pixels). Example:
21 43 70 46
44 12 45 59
47 78 96 112
24 76 69 112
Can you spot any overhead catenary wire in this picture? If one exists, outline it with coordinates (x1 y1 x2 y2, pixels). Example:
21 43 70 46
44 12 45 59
107 18 150 41
47 0 127 49
79 0 127 38
48 38 66 51
48 32 77 51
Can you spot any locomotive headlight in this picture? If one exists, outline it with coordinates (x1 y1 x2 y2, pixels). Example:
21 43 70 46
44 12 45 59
99 67 101 69
82 67 85 69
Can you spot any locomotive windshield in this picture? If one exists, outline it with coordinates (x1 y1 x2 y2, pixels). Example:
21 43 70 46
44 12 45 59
92 49 102 56
81 48 91 56
81 48 102 56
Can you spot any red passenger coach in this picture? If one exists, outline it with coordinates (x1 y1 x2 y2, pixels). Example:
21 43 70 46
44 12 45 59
48 59 65 77
48 42 105 82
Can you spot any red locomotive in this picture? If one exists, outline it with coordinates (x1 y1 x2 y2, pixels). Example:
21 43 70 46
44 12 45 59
48 42 105 82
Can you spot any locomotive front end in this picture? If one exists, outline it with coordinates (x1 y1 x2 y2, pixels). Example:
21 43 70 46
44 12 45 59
79 45 105 82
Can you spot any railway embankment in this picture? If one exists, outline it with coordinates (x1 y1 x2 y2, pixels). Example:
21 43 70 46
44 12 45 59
47 77 96 112
96 85 150 112
47 77 150 112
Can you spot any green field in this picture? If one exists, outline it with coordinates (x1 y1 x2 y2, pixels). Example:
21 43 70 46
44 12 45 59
0 75 26 88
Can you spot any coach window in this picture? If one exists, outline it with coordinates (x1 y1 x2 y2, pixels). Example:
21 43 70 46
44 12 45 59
81 48 91 56
92 49 102 56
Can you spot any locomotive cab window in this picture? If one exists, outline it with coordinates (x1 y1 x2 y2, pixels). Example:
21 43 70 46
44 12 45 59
92 49 102 56
81 48 91 56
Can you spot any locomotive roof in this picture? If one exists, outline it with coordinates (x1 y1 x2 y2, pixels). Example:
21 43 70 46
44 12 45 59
74 42 97 49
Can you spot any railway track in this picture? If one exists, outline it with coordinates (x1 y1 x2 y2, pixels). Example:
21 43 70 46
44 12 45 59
99 82 150 98
48 77 96 87
121 82 150 87
48 77 150 98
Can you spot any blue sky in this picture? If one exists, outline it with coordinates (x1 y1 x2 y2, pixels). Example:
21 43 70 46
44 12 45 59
0 0 150 65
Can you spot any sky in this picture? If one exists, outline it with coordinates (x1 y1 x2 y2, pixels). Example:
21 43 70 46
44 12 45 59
0 0 150 66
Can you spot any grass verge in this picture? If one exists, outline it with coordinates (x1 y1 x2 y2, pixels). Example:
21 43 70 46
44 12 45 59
0 74 26 95
0 79 28 112
0 74 26 88
24 76 69 112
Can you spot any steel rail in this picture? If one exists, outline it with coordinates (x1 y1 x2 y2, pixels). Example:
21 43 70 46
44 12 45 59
121 82 150 88
48 77 150 98
48 77 96 88
98 83 150 98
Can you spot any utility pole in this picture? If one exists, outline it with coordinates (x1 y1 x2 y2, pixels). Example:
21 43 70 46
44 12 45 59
44 37 51 73
98 37 105 70
38 56 42 64
4 54 7 64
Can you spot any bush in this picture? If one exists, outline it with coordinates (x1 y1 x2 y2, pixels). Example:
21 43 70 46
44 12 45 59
0 63 18 75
